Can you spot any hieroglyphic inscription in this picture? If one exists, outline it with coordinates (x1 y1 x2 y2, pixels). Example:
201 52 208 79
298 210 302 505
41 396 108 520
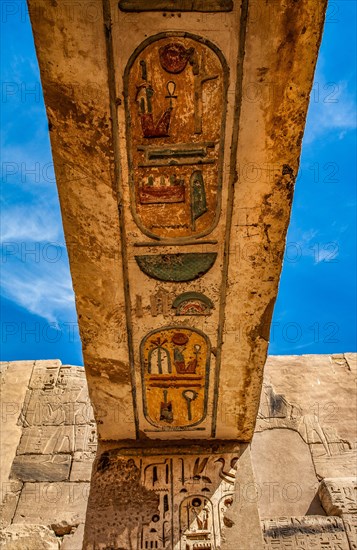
343 515 357 550
262 517 350 549
11 363 96 483
319 478 357 516
124 34 228 241
28 361 61 390
122 32 229 439
172 292 213 316
84 447 240 550
150 289 172 316
319 478 357 549
141 327 210 430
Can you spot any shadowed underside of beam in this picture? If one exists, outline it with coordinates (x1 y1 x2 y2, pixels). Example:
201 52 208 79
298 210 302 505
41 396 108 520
27 0 327 450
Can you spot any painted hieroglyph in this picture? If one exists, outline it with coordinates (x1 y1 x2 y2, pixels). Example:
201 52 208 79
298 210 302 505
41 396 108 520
124 34 228 241
122 33 228 438
141 327 210 429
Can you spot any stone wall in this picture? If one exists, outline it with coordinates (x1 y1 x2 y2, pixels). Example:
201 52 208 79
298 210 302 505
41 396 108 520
0 361 94 549
1 354 356 548
255 353 357 550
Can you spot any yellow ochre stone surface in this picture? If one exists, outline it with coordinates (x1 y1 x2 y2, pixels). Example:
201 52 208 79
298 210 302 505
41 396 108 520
27 0 327 442
0 355 356 548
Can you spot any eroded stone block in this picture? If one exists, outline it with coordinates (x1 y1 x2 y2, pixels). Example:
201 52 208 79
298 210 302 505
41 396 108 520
60 524 85 549
0 361 35 505
343 514 357 550
251 429 324 517
319 478 357 516
10 455 71 482
0 524 59 550
13 482 89 525
70 452 95 482
262 516 350 549
17 426 75 455
0 482 23 529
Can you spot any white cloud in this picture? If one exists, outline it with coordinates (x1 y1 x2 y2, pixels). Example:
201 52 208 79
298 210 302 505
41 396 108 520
286 226 339 265
1 203 75 324
312 243 339 264
0 24 78 329
300 228 319 243
1 204 62 243
304 62 356 144
1 256 76 324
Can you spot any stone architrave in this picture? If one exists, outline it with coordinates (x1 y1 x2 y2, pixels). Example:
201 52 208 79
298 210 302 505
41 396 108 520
27 0 328 442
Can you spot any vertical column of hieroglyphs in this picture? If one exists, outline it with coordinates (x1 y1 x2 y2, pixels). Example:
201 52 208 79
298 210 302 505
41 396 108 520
84 444 242 549
111 0 240 440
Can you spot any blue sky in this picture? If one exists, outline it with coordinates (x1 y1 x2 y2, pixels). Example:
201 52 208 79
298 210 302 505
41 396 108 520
1 1 356 365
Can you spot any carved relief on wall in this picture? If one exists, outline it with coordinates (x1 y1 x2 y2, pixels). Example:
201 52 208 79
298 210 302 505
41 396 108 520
179 495 215 549
84 448 240 550
124 33 228 241
10 362 96 483
257 383 357 479
140 327 211 430
262 516 350 549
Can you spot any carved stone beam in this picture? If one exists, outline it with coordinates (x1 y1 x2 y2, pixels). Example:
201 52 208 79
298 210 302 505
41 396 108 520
27 0 327 443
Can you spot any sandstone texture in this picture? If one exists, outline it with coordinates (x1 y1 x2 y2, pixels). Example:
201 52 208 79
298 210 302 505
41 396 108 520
0 525 59 550
22 1 333 545
254 353 357 549
0 361 94 549
27 0 327 442
262 516 351 549
1 355 356 548
254 353 357 483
